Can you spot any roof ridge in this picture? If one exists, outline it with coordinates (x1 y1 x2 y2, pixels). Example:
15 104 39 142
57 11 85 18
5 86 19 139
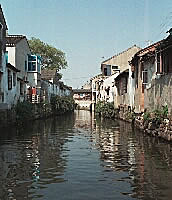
0 4 8 30
102 45 141 64
136 39 165 55
7 34 26 38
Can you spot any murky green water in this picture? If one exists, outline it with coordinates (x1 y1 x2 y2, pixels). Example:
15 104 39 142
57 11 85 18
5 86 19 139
0 110 172 200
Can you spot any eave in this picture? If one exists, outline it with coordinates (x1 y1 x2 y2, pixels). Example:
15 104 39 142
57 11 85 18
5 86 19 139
7 63 20 72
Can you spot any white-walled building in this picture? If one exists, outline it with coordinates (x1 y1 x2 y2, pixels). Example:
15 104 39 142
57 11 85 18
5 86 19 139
41 69 72 103
6 35 31 107
0 5 10 109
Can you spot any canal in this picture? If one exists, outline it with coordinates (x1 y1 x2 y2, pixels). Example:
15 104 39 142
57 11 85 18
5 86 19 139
0 110 172 200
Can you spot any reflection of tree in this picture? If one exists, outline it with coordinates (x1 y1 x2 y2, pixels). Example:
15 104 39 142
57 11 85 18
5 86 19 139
0 113 75 199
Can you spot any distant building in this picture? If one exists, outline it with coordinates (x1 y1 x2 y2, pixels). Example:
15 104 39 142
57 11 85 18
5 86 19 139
41 69 72 102
90 46 141 113
73 88 92 110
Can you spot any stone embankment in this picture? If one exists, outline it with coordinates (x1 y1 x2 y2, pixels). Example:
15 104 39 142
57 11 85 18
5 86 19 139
0 96 75 128
116 104 172 142
135 116 172 142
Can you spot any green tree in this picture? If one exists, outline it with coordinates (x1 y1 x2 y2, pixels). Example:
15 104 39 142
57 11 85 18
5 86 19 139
28 37 68 71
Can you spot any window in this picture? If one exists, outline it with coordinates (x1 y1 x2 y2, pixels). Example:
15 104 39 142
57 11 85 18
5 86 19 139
135 62 139 88
117 77 128 95
104 68 107 76
8 70 12 90
106 88 110 96
25 60 27 71
28 61 36 71
123 77 128 93
5 51 8 64
0 23 3 41
37 56 41 73
156 49 172 74
0 73 2 92
13 73 16 87
103 65 111 76
28 55 37 71
112 66 118 69
20 82 24 95
28 55 42 72
142 70 148 84
156 52 163 74
163 49 172 73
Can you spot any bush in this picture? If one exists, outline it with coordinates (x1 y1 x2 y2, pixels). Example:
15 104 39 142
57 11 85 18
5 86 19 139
15 101 34 124
95 101 116 118
50 95 75 115
143 111 151 122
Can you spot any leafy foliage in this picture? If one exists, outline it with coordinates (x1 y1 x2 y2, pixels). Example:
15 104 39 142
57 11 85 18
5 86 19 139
125 110 136 121
143 111 151 122
15 101 34 124
28 37 68 71
95 101 116 118
50 96 75 115
143 105 169 125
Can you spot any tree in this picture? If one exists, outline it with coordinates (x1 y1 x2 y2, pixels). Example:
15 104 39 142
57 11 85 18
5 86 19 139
28 37 68 71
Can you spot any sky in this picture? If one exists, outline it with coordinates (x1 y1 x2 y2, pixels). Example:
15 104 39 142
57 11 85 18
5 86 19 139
1 0 172 88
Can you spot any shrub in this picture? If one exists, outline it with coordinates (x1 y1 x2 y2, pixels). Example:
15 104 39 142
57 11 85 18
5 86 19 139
143 111 151 122
95 101 116 118
50 95 75 115
15 101 34 124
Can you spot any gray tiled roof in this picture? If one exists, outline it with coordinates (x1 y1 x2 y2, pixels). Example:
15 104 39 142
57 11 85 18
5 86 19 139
41 69 57 80
6 35 26 46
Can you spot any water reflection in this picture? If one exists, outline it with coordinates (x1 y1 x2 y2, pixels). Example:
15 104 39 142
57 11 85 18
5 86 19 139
1 111 172 199
0 114 75 199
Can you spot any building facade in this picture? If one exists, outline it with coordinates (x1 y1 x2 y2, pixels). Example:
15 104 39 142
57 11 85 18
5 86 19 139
0 5 8 109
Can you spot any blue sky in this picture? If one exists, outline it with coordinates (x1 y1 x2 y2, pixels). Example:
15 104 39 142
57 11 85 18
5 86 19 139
1 0 172 88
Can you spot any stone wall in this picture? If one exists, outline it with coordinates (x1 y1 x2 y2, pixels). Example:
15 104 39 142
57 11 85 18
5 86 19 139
134 115 172 142
0 104 52 128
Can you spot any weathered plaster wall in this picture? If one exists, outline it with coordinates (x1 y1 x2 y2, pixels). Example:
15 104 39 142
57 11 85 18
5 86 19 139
100 73 119 103
134 62 144 113
129 66 135 108
103 46 140 73
144 75 172 114
27 73 38 87
6 47 15 66
117 92 130 107
15 39 31 79
0 52 8 108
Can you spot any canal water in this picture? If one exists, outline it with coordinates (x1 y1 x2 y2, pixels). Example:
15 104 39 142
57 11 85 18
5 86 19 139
0 110 172 200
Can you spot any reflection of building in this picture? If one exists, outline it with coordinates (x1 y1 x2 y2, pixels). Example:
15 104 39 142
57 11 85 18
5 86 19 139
74 110 94 130
0 115 75 199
